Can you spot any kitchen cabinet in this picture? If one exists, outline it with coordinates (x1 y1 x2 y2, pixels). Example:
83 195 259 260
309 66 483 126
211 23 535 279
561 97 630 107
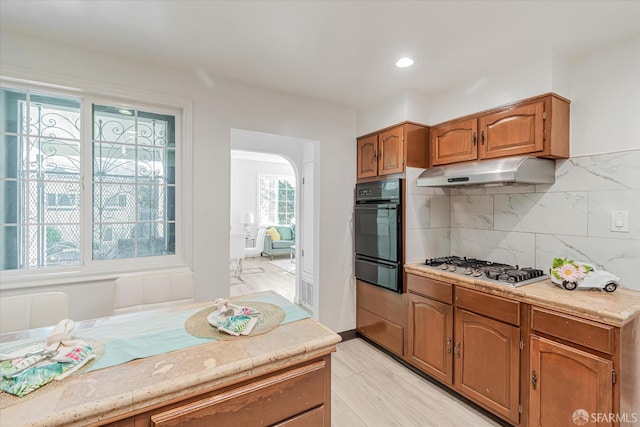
455 308 520 423
406 275 522 425
407 275 454 385
430 93 569 166
405 264 640 427
357 279 405 357
127 357 331 427
529 307 617 427
430 117 478 165
529 335 612 427
356 122 428 181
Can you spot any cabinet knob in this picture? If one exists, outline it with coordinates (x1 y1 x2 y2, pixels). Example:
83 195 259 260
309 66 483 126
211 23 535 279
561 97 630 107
472 132 477 146
446 337 452 354
532 370 537 390
454 342 461 358
481 130 485 145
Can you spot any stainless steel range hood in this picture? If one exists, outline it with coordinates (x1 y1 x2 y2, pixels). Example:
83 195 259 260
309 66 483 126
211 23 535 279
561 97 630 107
416 156 556 187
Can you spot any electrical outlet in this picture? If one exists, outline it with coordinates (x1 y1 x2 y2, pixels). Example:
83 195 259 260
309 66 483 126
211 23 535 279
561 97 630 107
610 210 629 233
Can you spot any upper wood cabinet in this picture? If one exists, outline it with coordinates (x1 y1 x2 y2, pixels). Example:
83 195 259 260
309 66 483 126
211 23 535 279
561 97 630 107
356 122 428 181
431 93 570 166
430 117 478 165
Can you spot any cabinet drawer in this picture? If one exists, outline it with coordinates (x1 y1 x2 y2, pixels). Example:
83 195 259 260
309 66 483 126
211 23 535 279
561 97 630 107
357 307 404 356
455 287 520 326
149 360 326 426
407 274 453 304
531 308 614 354
357 280 404 326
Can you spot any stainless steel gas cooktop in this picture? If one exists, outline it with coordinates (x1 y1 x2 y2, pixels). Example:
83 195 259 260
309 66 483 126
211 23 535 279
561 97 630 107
423 256 548 287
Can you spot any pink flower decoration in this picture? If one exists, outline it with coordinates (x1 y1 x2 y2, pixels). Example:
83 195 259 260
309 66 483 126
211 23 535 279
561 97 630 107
554 263 580 282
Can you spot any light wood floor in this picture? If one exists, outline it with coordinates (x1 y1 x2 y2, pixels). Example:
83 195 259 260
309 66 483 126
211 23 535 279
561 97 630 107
229 255 295 302
332 338 503 426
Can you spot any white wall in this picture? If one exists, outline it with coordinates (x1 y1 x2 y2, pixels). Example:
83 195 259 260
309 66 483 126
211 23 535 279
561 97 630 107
0 31 357 332
568 36 640 156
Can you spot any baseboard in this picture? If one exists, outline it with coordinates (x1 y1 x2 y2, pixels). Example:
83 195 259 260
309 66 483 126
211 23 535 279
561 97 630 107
338 329 357 342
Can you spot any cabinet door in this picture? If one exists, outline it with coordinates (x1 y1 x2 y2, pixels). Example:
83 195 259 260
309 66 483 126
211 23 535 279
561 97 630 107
454 309 520 424
378 126 404 175
431 118 478 165
407 293 454 385
530 335 613 427
356 134 378 179
478 101 544 159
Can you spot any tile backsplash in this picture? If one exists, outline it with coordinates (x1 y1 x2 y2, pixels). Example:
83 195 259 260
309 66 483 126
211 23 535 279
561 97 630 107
406 149 640 291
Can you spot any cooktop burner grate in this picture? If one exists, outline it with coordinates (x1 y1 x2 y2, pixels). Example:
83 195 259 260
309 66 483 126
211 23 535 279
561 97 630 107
424 256 548 287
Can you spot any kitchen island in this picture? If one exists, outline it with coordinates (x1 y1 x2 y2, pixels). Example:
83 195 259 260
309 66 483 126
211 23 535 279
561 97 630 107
0 294 341 426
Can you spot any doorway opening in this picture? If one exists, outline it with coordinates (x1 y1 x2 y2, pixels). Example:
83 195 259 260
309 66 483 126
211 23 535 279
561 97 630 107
229 150 296 302
229 128 318 317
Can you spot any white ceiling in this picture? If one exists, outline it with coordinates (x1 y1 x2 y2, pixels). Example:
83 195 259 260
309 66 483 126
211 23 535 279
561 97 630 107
1 1 638 108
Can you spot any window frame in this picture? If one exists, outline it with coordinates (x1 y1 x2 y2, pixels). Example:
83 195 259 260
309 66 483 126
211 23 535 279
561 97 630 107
0 77 193 289
257 173 295 227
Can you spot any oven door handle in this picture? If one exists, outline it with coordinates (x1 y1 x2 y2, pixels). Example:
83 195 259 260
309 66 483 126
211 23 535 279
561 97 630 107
354 204 397 210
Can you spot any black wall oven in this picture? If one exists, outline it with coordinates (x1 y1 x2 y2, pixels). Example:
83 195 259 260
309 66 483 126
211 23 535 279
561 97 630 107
354 179 402 293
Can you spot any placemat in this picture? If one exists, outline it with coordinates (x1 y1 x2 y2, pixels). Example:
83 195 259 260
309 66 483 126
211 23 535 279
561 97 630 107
185 301 285 340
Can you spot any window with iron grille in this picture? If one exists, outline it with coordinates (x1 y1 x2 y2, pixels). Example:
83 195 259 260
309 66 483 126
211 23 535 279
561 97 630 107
0 85 180 274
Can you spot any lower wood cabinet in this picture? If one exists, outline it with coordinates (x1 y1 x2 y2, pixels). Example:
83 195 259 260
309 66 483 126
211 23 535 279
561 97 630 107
104 356 331 427
405 272 640 427
529 335 613 427
356 280 405 356
455 308 520 423
407 293 453 385
406 274 521 425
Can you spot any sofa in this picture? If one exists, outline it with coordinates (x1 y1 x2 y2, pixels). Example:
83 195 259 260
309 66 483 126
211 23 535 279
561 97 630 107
263 225 295 260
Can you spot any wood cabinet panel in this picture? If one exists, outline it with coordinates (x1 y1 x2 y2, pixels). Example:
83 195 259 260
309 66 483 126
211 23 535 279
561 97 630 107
456 287 520 326
531 307 614 354
431 118 478 165
356 122 428 181
149 360 327 427
356 134 378 179
406 274 453 304
357 307 404 356
429 93 570 166
455 309 520 424
407 293 454 385
357 280 405 326
530 335 613 427
378 126 404 176
274 407 325 426
479 101 544 159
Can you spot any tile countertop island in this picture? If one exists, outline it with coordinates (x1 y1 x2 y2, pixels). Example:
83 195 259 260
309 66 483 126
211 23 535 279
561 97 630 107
405 263 640 327
0 296 341 427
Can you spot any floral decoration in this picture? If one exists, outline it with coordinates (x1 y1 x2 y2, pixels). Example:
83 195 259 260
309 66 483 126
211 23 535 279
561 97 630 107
551 257 592 283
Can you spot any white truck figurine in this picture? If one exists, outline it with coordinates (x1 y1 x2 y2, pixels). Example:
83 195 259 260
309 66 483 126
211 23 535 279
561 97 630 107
550 258 619 292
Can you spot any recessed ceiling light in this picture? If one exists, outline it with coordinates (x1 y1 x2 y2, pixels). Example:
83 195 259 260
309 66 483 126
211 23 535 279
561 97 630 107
118 109 133 116
395 57 414 68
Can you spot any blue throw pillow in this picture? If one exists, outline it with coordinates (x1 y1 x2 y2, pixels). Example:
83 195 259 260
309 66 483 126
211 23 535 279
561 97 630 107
276 226 293 241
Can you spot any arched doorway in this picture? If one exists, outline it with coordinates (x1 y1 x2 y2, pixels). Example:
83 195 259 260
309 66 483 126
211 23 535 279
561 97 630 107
229 129 318 317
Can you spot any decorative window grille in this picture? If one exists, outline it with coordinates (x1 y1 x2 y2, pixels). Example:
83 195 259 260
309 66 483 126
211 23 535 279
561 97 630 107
258 174 295 226
92 105 176 261
0 86 179 273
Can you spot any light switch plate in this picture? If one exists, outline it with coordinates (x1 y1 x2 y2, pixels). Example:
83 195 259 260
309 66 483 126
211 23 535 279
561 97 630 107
610 210 630 232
